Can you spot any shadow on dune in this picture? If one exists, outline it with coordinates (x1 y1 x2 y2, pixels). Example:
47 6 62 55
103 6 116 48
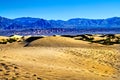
24 36 44 47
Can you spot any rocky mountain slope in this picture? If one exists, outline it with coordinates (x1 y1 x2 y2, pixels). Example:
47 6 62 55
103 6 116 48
0 16 120 30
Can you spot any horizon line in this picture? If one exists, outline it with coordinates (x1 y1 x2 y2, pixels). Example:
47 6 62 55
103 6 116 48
0 16 120 21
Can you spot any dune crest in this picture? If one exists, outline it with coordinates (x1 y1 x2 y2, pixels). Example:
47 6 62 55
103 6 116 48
27 36 91 47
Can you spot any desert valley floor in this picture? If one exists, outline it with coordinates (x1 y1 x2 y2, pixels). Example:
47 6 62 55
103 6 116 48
0 35 120 80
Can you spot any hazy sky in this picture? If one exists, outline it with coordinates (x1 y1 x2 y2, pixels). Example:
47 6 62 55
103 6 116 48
0 0 120 20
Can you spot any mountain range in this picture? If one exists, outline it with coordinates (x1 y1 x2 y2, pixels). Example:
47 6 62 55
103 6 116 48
0 16 120 35
0 16 120 30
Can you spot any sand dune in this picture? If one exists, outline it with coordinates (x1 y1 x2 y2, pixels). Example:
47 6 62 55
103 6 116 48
0 36 9 42
0 36 120 80
27 36 92 47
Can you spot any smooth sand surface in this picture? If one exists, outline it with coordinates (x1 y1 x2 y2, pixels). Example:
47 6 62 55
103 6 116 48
28 36 102 47
0 36 120 80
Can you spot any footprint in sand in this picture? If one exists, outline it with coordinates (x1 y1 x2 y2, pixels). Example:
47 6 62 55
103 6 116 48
0 61 44 80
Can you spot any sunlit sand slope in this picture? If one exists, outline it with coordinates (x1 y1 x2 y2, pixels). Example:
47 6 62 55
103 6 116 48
27 36 92 47
0 36 120 80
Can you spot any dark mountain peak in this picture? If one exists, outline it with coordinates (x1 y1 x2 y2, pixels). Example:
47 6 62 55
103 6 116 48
14 17 40 20
0 16 2 18
31 19 51 29
36 19 46 22
107 17 120 19
0 16 5 19
0 16 12 21
14 17 40 23
68 18 88 21
0 17 13 30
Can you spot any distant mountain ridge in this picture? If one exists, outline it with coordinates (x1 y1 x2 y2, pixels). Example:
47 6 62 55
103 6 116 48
0 16 120 30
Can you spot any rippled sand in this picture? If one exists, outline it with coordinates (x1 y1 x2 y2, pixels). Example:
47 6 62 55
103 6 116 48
0 36 120 80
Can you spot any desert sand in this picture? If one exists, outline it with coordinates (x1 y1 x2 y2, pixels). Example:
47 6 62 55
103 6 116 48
0 35 120 80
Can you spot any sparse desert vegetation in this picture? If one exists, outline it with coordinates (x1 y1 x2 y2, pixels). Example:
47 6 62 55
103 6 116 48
0 34 120 80
62 34 120 45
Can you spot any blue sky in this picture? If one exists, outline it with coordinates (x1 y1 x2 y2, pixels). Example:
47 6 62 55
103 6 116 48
0 0 120 20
